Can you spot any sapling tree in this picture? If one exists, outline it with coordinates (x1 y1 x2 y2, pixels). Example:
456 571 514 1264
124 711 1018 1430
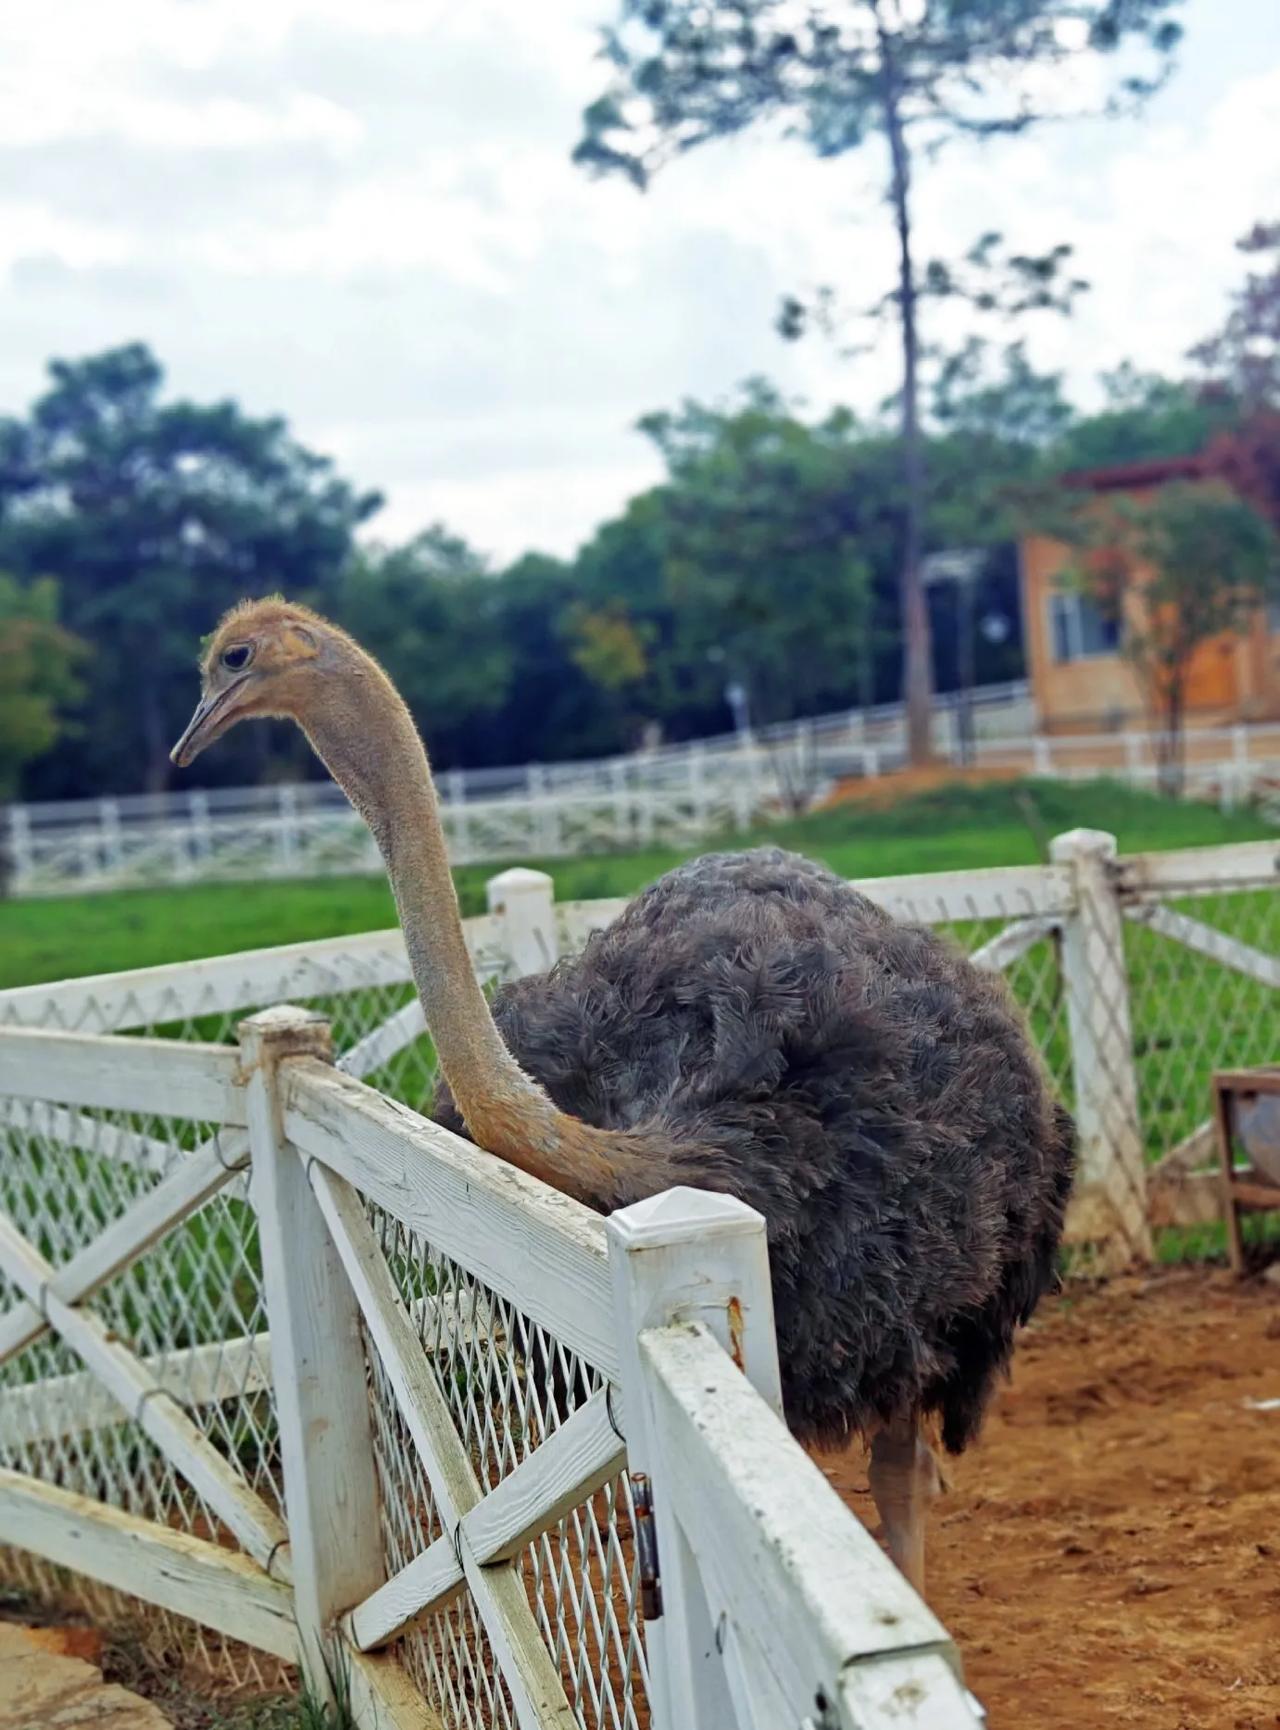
1066 482 1277 794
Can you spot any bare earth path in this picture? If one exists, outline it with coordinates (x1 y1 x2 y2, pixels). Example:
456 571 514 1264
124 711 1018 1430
826 1271 1280 1730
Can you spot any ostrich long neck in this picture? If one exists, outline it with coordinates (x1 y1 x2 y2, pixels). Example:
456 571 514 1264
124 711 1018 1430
301 649 659 1200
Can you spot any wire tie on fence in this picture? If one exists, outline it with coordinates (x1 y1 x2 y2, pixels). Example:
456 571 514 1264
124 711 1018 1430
714 1611 727 1655
265 1537 289 1580
134 1384 170 1425
605 1383 626 1444
214 1131 250 1174
304 1155 320 1192
452 1520 466 1574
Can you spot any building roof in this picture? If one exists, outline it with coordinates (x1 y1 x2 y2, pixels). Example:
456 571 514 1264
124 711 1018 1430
1060 453 1211 493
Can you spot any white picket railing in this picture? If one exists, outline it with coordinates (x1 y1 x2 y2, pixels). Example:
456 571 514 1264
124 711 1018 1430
2 682 1034 898
0 836 1275 1726
6 704 1279 899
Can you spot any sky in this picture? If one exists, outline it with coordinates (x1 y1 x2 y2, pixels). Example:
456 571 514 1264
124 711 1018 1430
1 0 1279 563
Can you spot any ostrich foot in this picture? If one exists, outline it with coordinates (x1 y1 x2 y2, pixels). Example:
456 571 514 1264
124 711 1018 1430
867 1416 941 1597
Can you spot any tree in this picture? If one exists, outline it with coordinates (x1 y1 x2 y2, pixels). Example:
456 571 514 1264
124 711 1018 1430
575 0 1183 763
1065 482 1277 793
639 384 882 731
1190 220 1280 538
1053 364 1234 472
0 345 381 795
0 575 86 891
932 340 1075 451
336 527 514 770
567 488 724 746
0 575 84 798
1189 220 1280 411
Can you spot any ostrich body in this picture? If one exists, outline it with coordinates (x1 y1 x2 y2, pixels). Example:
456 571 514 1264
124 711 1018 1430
174 599 1075 1592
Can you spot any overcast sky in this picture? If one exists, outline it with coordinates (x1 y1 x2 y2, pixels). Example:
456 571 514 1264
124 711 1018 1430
2 0 1279 562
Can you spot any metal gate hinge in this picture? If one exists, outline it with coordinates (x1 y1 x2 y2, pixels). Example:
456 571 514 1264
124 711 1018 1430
632 1473 663 1620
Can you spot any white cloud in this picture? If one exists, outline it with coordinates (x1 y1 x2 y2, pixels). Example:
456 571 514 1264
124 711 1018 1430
0 203 130 274
0 88 361 152
0 0 1277 560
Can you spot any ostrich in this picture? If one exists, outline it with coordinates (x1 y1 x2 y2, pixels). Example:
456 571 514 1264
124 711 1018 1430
173 598 1075 1593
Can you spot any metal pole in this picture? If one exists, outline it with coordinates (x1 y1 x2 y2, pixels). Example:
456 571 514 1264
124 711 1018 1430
958 572 976 768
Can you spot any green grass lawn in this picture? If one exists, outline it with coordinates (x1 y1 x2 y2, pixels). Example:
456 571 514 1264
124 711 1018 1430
1 777 1273 991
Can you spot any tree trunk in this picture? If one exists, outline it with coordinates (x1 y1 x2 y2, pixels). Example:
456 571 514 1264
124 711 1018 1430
878 21 933 765
1159 676 1186 798
141 678 171 795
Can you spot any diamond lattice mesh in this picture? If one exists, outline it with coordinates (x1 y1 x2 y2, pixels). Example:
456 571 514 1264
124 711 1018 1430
363 1205 649 1730
0 1101 284 1687
1125 887 1278 1164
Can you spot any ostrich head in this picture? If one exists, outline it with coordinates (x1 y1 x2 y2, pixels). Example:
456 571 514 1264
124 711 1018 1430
170 597 342 766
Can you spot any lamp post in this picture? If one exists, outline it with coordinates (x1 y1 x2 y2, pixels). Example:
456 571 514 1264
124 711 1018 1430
724 680 751 738
922 549 984 766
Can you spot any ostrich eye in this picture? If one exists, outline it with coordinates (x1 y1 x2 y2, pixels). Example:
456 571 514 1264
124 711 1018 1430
221 644 253 672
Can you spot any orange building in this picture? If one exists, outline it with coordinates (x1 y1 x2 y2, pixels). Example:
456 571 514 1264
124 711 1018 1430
1019 456 1280 735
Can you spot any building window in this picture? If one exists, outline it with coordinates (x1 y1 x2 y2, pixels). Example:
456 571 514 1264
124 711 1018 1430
1049 591 1121 663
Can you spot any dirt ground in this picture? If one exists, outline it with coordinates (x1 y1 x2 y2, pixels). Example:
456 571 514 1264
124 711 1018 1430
826 1270 1280 1730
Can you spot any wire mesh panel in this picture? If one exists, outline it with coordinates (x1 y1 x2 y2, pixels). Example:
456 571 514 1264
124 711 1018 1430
1125 884 1279 1164
0 920 520 1700
0 1098 284 1687
362 1205 649 1730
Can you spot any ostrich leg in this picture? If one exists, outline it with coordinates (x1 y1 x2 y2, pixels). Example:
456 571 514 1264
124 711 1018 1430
867 1416 942 1595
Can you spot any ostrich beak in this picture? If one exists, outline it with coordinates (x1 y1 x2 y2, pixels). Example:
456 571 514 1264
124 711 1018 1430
170 681 249 767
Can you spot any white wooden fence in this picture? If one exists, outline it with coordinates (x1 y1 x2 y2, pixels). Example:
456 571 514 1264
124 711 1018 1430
6 705 1278 899
0 835 1275 1727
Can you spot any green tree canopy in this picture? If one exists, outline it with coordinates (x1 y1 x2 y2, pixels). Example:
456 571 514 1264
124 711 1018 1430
0 575 86 863
0 344 381 794
336 527 513 771
1053 365 1236 472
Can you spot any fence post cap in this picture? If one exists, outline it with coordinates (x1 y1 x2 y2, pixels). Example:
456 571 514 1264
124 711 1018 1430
607 1184 766 1249
237 1003 333 1060
1049 827 1118 863
486 866 554 903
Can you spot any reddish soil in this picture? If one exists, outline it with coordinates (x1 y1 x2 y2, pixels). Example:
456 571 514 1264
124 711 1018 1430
826 1270 1280 1730
817 764 1024 809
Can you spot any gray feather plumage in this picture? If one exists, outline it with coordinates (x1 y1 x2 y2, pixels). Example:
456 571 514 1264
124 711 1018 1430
432 847 1075 1454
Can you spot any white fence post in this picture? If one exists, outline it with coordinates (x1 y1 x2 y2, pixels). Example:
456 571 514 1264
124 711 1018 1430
7 805 33 890
1050 829 1152 1267
189 789 213 863
278 785 298 876
239 1006 386 1697
98 797 123 876
1230 723 1249 811
688 741 710 832
607 1187 783 1730
486 866 558 979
